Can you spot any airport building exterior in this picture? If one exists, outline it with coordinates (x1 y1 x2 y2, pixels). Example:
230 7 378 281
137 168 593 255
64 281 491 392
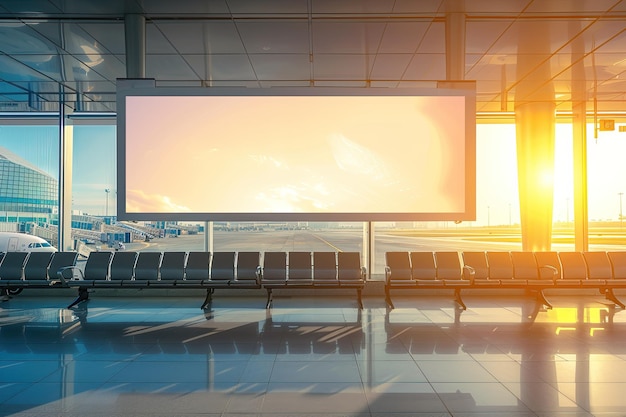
0 147 57 226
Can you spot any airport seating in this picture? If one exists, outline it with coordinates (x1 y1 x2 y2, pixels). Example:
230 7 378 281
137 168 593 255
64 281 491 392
9 248 626 312
183 251 210 284
57 250 262 309
64 251 114 307
385 250 626 310
22 251 78 287
18 251 72 293
461 251 490 284
39 251 79 283
128 251 162 286
0 251 78 299
22 252 55 283
261 251 366 309
385 251 474 309
158 251 186 282
0 253 30 296
105 251 139 285
6 250 365 310
200 251 262 308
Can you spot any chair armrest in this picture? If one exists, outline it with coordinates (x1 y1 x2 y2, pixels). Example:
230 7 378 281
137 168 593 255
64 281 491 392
255 265 262 284
539 264 558 280
384 266 391 283
360 266 367 281
462 265 475 283
55 266 83 285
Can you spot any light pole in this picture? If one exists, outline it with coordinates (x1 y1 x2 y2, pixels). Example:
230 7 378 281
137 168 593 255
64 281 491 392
105 189 110 217
617 193 624 229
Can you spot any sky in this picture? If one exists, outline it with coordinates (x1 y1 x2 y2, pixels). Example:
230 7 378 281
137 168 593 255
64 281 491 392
1 121 626 225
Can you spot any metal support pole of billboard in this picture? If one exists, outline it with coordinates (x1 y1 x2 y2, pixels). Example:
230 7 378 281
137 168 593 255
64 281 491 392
204 221 213 253
363 221 373 281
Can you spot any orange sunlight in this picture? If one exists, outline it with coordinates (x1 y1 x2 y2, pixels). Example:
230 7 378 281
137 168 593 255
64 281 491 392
477 123 626 227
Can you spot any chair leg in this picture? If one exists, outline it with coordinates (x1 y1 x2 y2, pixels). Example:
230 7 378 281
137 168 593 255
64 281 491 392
200 288 214 310
604 288 625 309
525 301 541 323
265 288 273 309
453 288 467 310
454 303 463 323
356 288 363 309
8 288 23 296
384 286 394 309
535 289 553 310
68 287 89 309
1 288 10 302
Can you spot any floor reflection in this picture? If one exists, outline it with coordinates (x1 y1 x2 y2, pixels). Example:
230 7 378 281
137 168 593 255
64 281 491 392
0 294 625 416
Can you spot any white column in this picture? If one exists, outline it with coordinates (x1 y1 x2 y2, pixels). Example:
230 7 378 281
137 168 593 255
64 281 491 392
59 88 73 251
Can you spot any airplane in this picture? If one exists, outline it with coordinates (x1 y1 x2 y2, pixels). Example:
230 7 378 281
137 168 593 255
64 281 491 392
0 232 57 252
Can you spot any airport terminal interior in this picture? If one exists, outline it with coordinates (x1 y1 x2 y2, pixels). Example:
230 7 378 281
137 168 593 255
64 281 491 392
2 1 626 416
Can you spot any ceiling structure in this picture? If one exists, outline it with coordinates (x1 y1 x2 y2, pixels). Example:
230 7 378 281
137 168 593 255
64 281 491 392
0 0 625 116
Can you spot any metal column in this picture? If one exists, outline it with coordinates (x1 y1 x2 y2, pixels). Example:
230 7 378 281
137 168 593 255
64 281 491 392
58 87 73 251
570 21 589 251
514 21 556 251
125 14 146 78
445 0 466 81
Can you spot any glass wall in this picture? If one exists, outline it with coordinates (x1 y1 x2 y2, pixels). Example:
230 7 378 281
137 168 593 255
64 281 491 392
72 124 117 217
586 125 626 250
586 127 626 223
2 118 626 277
71 123 118 251
0 123 59 242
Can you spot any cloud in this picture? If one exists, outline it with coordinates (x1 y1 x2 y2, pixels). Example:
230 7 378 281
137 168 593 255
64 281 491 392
327 133 391 182
255 184 330 212
249 154 288 170
126 189 191 213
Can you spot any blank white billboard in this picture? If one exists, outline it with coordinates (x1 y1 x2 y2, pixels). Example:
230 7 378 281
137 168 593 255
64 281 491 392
117 85 475 221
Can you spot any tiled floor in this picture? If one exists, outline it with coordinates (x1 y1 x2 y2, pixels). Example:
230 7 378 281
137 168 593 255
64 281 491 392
1 292 626 416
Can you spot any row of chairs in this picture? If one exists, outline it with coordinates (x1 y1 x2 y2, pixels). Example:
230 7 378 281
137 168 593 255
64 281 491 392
0 251 79 291
385 251 626 310
260 251 366 308
0 250 366 310
63 251 262 309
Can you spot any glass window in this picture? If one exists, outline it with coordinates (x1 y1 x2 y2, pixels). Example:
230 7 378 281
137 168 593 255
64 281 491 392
0 124 59 243
72 124 119 251
587 124 626 250
2 117 624 274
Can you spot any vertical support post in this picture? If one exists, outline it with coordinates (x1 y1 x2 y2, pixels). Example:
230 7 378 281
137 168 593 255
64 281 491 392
363 221 373 280
572 107 588 251
58 87 73 251
206 221 214 253
514 21 556 251
58 87 65 249
445 0 466 81
125 14 146 79
515 102 556 251
570 21 589 252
